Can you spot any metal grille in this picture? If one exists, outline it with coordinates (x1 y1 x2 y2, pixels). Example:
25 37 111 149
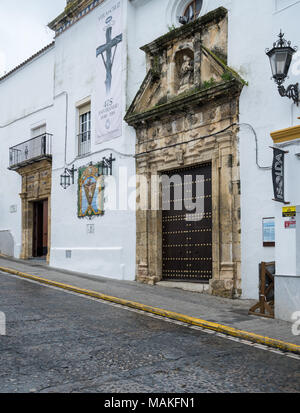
78 111 91 156
162 163 212 282
78 131 91 156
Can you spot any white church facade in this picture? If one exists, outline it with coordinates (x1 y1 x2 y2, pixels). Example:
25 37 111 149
0 0 300 322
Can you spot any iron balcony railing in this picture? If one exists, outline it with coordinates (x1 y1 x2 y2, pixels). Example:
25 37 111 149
9 133 53 169
78 131 91 156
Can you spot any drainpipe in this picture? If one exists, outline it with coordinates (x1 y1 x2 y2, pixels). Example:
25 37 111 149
53 92 69 167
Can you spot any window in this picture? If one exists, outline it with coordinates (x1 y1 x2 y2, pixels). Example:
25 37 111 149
184 0 203 23
31 124 47 156
78 103 91 156
31 124 46 138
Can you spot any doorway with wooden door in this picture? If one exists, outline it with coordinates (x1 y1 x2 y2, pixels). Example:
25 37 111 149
32 199 48 258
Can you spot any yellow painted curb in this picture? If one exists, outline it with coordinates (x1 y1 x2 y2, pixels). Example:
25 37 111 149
1 265 300 355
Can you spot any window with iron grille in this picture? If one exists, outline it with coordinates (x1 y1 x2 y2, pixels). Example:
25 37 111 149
78 108 91 156
184 0 203 23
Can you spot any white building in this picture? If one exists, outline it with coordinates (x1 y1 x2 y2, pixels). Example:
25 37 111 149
0 0 299 322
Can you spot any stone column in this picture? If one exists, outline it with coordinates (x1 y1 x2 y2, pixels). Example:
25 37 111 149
136 158 151 283
193 32 202 86
211 135 236 298
19 192 28 260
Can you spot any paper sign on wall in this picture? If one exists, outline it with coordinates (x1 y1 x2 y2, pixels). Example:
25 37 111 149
282 206 296 217
285 219 296 229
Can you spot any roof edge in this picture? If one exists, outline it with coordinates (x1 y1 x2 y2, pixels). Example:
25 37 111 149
0 42 55 84
48 0 105 37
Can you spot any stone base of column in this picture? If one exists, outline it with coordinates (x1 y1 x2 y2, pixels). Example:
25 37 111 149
137 263 160 286
210 262 241 299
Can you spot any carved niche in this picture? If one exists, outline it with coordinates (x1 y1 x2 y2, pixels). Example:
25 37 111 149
176 49 194 94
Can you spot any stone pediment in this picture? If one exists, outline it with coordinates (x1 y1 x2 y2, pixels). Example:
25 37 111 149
125 7 246 126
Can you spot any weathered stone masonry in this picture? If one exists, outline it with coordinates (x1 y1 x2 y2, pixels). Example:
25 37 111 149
125 8 245 298
17 160 52 263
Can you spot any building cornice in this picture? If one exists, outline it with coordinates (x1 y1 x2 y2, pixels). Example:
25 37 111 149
271 124 300 144
48 0 105 37
125 80 242 127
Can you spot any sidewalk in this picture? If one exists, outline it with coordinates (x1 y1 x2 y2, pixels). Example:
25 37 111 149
0 255 299 350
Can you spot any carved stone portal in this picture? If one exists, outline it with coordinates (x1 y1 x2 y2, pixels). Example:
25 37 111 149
17 160 52 263
125 7 245 298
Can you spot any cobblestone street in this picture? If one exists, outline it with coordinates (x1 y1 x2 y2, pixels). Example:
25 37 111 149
0 273 299 393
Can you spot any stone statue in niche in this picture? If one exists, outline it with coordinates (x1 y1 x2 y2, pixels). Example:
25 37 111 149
179 54 194 93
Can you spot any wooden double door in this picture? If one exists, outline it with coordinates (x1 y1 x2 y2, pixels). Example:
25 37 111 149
162 164 212 283
32 199 48 258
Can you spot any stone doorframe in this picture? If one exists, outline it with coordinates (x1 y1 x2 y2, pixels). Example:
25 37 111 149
17 160 52 264
135 133 241 298
127 87 243 298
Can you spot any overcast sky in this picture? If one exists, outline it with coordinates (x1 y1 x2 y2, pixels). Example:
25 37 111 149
0 0 66 76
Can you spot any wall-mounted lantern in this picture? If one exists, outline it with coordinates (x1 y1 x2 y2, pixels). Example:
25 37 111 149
266 31 299 105
60 155 115 190
60 165 77 190
98 153 116 176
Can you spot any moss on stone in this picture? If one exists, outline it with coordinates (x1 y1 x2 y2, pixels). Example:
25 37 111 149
211 48 228 65
202 45 248 86
202 78 217 89
221 71 234 82
141 7 228 53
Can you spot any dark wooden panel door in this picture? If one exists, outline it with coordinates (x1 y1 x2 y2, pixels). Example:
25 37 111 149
32 200 48 258
162 163 212 282
42 199 48 257
33 201 43 257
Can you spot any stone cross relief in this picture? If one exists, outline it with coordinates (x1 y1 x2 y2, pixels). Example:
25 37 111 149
179 54 194 93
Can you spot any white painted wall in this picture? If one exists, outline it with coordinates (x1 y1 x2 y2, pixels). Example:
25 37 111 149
49 0 136 280
273 147 300 322
0 46 55 258
0 1 136 281
130 0 300 304
230 0 300 301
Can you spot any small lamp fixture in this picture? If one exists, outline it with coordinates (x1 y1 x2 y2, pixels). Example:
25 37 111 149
60 164 77 190
179 16 188 25
266 31 299 105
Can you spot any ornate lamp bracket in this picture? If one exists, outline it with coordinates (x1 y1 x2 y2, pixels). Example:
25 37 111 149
278 83 299 106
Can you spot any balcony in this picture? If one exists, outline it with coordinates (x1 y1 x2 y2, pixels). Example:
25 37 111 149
9 133 53 170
